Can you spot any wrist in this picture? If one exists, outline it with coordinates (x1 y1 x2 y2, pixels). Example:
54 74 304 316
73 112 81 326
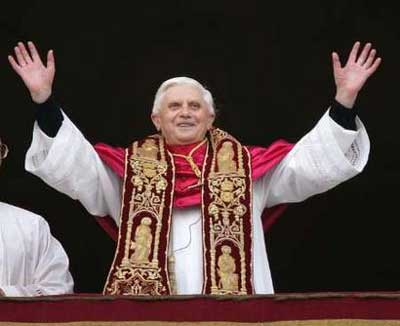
335 89 358 109
31 88 52 104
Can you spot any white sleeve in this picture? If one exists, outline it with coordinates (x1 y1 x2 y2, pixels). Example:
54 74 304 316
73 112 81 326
1 218 74 297
259 109 370 208
25 112 122 224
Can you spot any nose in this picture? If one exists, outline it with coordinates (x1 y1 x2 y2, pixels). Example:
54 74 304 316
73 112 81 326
179 103 191 117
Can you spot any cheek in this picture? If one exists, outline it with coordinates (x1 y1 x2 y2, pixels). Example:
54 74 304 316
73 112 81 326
195 112 211 123
159 114 174 127
165 112 179 124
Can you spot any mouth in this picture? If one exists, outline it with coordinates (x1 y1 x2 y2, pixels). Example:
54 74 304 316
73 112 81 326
177 122 195 128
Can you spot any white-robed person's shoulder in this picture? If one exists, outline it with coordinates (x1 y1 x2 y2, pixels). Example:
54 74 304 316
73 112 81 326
0 202 74 296
25 114 122 223
258 109 370 209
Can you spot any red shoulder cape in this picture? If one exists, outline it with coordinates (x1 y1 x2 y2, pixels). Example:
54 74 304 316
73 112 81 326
94 140 294 241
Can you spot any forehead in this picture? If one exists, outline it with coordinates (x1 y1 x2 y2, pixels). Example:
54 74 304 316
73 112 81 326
162 84 203 103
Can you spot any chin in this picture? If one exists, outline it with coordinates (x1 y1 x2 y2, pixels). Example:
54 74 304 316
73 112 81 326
173 135 201 145
176 138 198 145
176 132 199 142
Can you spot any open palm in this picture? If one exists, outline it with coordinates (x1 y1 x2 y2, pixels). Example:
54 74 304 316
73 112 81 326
8 42 55 103
333 42 381 95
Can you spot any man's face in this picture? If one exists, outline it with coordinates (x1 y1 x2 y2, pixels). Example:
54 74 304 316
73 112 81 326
152 84 215 145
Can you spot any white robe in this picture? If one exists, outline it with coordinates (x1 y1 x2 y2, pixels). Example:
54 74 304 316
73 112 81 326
25 110 369 294
0 202 74 296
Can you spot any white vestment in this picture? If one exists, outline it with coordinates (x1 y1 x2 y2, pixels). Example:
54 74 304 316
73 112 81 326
0 202 74 296
25 110 369 294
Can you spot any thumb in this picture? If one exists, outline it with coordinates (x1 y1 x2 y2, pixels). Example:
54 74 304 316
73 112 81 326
46 50 56 72
332 52 342 74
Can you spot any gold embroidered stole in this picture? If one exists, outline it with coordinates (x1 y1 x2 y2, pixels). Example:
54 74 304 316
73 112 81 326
104 135 174 295
104 129 254 295
202 129 254 294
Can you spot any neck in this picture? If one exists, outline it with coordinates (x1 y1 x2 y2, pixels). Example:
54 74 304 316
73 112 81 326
166 139 207 155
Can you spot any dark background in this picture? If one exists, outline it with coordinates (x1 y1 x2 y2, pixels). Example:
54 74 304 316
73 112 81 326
0 1 398 293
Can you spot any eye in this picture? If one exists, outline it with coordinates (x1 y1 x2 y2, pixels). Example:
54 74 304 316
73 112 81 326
190 102 201 110
168 102 181 110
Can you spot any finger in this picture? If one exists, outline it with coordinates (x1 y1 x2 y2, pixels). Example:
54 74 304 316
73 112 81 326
346 41 360 65
27 41 41 62
8 55 21 74
46 50 55 71
14 46 26 66
363 49 376 69
367 57 382 76
0 143 8 159
18 42 33 64
356 43 372 65
332 52 342 73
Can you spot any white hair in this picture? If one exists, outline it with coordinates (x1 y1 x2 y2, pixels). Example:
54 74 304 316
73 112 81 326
152 77 215 115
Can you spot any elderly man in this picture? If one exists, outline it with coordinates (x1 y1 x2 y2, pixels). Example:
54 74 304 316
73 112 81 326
9 41 380 295
0 139 73 296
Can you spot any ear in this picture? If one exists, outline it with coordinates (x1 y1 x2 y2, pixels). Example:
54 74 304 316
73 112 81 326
151 113 161 131
207 113 216 129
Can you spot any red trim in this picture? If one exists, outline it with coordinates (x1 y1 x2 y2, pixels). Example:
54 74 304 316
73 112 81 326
262 204 289 232
94 143 125 178
248 140 294 180
102 148 130 294
96 216 119 241
2 293 400 323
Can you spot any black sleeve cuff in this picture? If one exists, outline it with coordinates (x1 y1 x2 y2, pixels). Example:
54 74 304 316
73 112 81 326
35 98 64 137
329 100 358 131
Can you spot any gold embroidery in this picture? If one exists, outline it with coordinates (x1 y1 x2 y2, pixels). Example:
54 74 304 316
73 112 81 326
208 177 247 220
217 142 237 173
220 179 234 203
207 132 251 295
106 128 253 296
217 245 239 291
130 217 153 264
106 137 171 295
137 139 158 160
130 160 168 214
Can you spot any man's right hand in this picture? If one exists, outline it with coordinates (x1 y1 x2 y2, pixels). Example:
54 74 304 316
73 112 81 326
8 41 55 104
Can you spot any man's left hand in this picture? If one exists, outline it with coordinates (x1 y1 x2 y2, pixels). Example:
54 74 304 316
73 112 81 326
332 41 381 108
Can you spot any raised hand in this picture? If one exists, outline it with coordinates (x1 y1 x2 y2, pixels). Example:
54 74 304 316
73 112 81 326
332 41 381 108
8 41 55 104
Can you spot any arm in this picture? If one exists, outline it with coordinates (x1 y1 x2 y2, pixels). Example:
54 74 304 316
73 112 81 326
9 42 122 222
258 109 369 208
35 97 64 137
0 216 73 297
257 42 380 208
25 109 122 222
